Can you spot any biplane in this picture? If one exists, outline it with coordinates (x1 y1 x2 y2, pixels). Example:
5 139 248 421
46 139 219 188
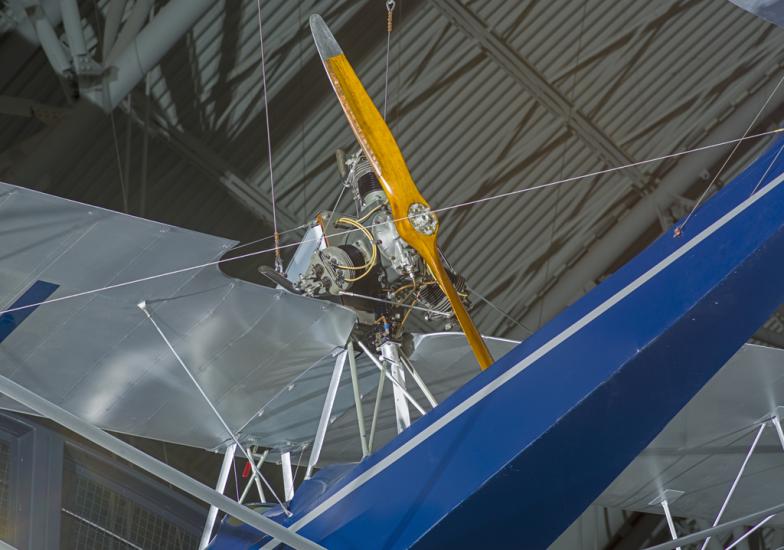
2 7 784 550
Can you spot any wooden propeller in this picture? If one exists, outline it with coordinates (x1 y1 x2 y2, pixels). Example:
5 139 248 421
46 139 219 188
310 14 494 370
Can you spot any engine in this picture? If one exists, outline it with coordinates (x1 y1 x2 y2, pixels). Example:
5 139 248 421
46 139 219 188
292 151 470 340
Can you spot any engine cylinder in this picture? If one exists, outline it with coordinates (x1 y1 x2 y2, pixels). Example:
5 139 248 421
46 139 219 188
353 157 385 207
418 271 468 316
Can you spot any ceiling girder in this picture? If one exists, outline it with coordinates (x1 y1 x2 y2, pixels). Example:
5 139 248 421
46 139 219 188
126 103 301 232
430 0 648 189
510 65 784 331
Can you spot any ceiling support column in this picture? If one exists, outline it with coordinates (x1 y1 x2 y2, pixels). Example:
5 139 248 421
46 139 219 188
4 0 214 190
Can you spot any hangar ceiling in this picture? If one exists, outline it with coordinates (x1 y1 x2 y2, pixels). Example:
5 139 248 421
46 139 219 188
2 1 784 546
1 0 783 342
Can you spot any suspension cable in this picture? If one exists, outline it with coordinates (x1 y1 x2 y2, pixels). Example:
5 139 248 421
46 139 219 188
1 127 782 318
255 0 283 273
383 0 395 120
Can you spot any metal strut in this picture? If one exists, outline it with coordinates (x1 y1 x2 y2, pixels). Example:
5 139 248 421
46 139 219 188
368 360 386 453
305 350 347 479
199 444 238 550
240 449 269 504
699 422 765 550
399 352 438 408
649 491 684 550
347 341 370 457
355 340 426 416
382 341 411 433
137 301 290 515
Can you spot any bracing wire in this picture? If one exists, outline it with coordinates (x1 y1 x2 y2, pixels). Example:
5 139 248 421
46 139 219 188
676 71 784 235
750 139 784 196
227 221 310 254
468 285 533 335
139 303 292 514
1 127 782 319
538 0 587 330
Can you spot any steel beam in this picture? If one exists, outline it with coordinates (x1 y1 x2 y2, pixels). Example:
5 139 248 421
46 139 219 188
125 107 301 231
102 0 129 60
105 0 153 64
753 326 784 349
93 0 213 109
0 371 322 550
4 0 61 47
0 95 66 124
29 4 70 76
605 512 665 550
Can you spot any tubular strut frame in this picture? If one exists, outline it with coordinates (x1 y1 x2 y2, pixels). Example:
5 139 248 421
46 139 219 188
646 415 784 550
240 449 269 504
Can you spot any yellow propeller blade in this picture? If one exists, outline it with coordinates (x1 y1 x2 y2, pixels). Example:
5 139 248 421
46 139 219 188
310 14 494 370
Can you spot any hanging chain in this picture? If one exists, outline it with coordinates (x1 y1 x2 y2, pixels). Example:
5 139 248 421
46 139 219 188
383 0 396 120
387 0 395 31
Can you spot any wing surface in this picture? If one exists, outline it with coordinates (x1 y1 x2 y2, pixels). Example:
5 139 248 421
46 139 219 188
0 182 356 450
597 343 784 525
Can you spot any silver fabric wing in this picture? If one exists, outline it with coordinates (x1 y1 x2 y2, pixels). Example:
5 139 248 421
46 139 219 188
0 182 356 450
596 343 784 525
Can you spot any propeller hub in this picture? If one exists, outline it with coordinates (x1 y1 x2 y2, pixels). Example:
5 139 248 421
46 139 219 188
408 202 438 235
